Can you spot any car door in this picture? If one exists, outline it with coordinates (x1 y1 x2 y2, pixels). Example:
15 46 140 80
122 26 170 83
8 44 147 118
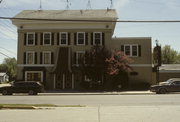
170 81 180 92
14 82 27 93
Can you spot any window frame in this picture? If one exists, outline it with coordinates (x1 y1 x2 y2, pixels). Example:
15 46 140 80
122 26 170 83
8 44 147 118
26 32 35 46
42 51 51 64
60 32 68 45
26 51 35 64
93 32 102 45
43 32 51 46
25 71 43 82
76 51 85 66
77 32 85 45
124 44 139 57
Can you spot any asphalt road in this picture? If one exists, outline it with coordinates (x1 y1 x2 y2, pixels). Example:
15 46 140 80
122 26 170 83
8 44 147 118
1 94 180 122
0 94 180 106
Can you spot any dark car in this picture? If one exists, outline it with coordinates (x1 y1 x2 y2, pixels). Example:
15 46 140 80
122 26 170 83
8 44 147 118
0 81 44 95
150 78 180 94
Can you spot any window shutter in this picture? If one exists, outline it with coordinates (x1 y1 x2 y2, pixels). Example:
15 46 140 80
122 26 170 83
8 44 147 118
51 52 54 64
40 33 43 45
74 33 77 45
35 52 37 64
57 33 59 45
121 45 124 52
74 52 77 65
24 33 27 46
102 33 105 46
85 33 88 45
138 45 141 57
40 52 43 64
35 33 38 45
68 33 71 45
91 33 93 45
51 33 54 45
23 52 26 64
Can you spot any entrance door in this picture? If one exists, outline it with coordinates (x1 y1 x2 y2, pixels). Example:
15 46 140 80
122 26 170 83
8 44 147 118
56 73 72 90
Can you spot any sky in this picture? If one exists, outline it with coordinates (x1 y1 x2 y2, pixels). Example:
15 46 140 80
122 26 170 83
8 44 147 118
0 0 180 63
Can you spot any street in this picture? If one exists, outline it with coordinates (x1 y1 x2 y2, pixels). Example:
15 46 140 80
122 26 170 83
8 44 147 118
1 94 180 122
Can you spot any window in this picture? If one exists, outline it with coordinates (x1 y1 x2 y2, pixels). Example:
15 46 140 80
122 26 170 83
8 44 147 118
27 32 35 45
60 32 68 45
93 32 102 45
26 51 34 64
76 51 85 65
124 44 139 57
43 32 51 45
77 32 85 45
43 51 51 64
25 71 43 82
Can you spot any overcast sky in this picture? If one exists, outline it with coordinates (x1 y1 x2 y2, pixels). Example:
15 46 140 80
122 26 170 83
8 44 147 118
0 0 180 63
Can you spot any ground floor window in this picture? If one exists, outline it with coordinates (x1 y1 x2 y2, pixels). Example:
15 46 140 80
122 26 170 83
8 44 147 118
25 71 43 82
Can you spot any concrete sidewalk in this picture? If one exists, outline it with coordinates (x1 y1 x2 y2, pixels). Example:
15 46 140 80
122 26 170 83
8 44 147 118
40 90 154 95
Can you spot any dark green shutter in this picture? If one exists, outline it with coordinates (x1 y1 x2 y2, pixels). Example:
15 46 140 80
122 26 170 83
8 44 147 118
68 33 71 45
24 33 27 45
91 33 93 45
85 33 88 45
74 52 76 65
138 45 141 57
40 52 42 64
102 33 105 46
51 33 54 45
23 52 26 64
35 52 37 64
35 33 38 45
57 33 59 45
51 52 54 64
121 45 124 52
40 33 43 45
74 33 77 45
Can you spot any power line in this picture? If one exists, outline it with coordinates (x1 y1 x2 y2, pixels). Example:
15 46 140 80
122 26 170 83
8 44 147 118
0 52 11 58
1 16 180 23
0 46 16 55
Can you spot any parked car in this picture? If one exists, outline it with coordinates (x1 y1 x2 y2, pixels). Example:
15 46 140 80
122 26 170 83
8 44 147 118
0 81 44 95
150 78 180 94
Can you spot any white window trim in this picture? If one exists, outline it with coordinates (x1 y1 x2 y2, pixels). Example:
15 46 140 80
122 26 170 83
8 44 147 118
26 51 35 64
77 32 85 45
26 32 35 46
76 51 85 66
43 32 51 46
60 32 68 45
93 32 102 46
42 51 51 64
124 44 139 57
25 71 43 82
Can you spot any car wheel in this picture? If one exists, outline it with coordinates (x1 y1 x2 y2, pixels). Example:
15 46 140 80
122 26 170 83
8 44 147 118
159 88 167 94
28 90 35 95
2 90 8 95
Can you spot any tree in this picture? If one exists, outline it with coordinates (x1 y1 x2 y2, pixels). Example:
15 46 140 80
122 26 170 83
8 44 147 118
0 58 17 81
106 50 133 89
161 45 180 64
80 46 133 90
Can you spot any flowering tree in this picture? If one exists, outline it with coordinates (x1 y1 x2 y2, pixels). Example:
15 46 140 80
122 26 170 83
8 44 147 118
106 50 133 75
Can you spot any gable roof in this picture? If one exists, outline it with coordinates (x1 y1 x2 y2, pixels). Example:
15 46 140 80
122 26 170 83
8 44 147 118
0 73 7 77
13 9 118 20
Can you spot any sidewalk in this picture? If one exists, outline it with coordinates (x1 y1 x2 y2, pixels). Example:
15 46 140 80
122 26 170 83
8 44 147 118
40 90 154 95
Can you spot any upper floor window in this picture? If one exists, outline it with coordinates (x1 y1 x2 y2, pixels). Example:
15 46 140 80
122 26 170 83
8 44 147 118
43 51 51 64
124 44 139 57
27 32 35 46
76 51 85 65
93 32 102 45
77 32 85 45
26 51 34 64
60 32 68 45
43 32 51 45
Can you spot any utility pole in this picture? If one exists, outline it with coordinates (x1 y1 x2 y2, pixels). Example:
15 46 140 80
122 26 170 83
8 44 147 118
86 0 92 10
110 0 113 9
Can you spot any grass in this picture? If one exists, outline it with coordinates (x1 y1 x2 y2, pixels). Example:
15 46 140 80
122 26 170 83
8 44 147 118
0 104 85 110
